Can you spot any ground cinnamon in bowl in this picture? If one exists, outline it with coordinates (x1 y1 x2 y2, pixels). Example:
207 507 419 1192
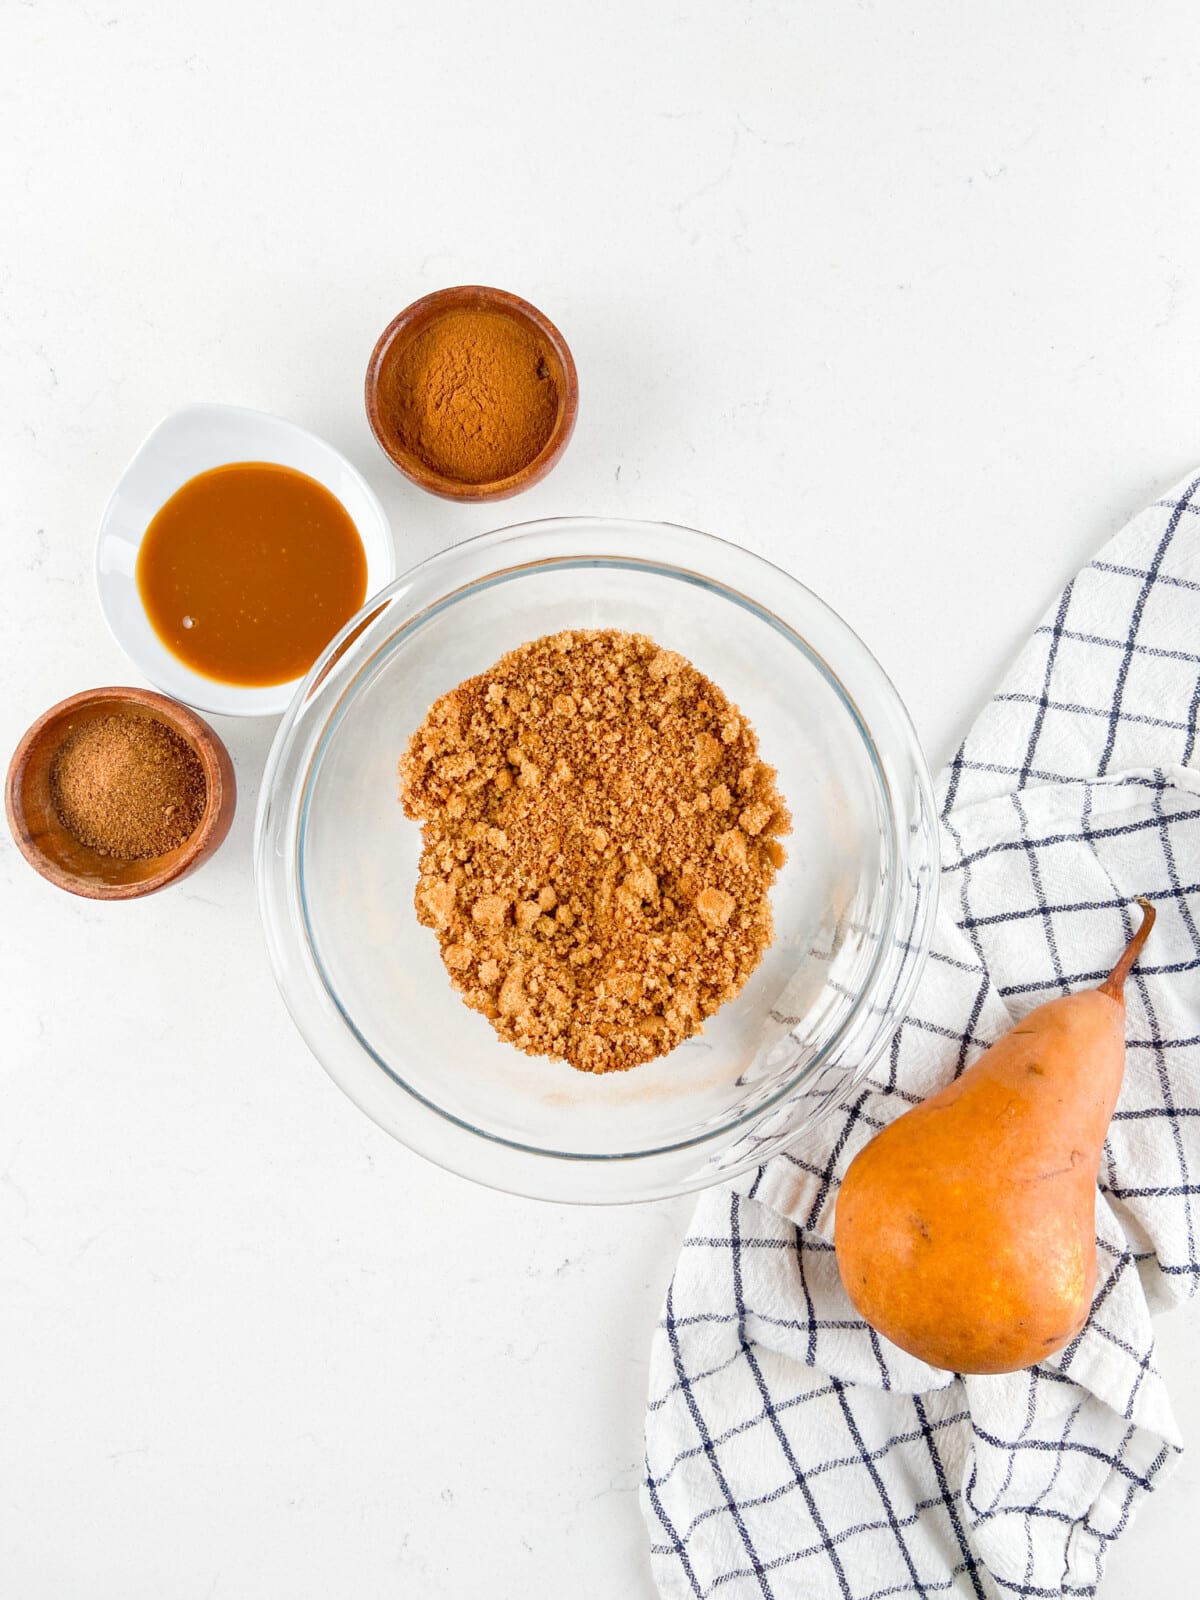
366 288 578 498
379 310 557 483
50 713 207 859
399 630 791 1074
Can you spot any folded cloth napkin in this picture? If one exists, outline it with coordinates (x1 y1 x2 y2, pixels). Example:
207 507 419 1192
643 473 1200 1600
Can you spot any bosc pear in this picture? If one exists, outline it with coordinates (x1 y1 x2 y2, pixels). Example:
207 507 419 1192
834 899 1155 1375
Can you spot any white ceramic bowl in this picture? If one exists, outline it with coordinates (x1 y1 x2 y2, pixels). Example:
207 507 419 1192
95 403 396 718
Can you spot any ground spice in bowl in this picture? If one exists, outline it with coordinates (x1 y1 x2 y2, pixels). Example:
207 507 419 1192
366 287 578 498
383 310 558 484
50 713 207 859
399 630 791 1074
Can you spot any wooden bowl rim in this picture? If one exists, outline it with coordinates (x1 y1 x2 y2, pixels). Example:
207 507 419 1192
364 284 579 502
5 686 236 900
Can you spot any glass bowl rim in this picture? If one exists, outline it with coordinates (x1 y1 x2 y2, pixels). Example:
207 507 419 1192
255 516 938 1189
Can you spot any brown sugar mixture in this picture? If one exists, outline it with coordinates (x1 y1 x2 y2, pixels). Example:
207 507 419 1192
50 714 207 859
399 630 790 1073
377 310 558 484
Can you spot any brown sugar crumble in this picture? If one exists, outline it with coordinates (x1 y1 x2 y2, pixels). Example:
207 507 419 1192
398 630 790 1073
50 714 207 860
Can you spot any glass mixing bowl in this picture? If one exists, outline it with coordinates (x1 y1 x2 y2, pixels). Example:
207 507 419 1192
255 519 938 1203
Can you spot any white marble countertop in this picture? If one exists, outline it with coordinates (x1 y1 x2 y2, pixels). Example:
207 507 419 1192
3 4 1198 1595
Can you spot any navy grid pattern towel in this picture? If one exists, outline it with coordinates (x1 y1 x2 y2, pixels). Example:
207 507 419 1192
642 473 1200 1599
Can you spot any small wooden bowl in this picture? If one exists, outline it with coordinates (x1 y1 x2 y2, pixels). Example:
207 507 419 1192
5 687 236 900
364 285 579 501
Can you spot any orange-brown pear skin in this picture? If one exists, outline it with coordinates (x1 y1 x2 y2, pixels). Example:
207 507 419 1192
834 904 1154 1375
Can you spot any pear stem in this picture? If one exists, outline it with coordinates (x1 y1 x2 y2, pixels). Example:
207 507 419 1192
1099 898 1156 999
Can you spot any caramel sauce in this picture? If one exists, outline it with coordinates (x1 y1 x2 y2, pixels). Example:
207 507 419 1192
136 462 368 687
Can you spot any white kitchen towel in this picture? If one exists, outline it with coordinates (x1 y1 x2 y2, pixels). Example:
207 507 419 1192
643 473 1200 1600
